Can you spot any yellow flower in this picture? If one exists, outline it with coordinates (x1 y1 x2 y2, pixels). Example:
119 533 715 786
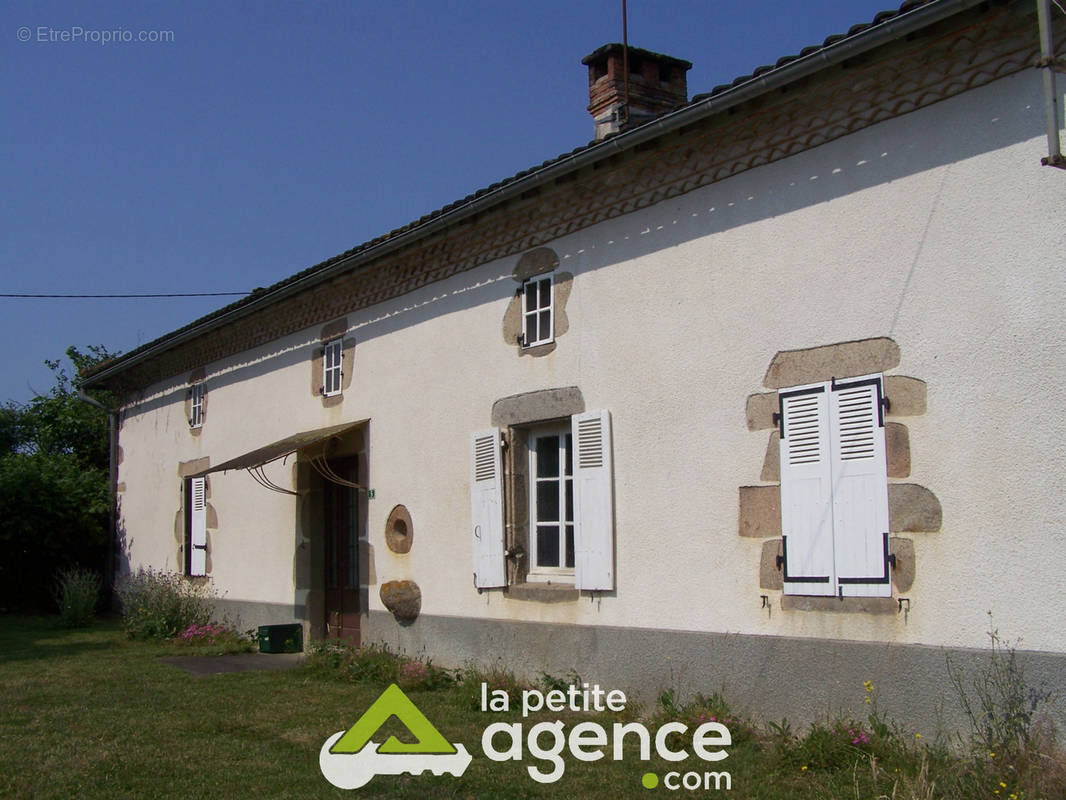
915 733 922 739
800 766 808 772
864 697 872 704
989 752 996 758
1000 782 1007 788
863 680 874 691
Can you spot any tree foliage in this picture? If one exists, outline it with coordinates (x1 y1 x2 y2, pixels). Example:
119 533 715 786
0 346 118 611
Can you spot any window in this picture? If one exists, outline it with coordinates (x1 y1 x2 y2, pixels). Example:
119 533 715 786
471 409 614 591
185 476 207 576
777 373 890 598
323 339 343 397
189 382 204 428
528 425 574 579
522 274 554 347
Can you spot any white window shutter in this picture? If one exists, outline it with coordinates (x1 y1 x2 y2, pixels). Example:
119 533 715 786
778 384 835 596
190 547 207 576
470 429 506 588
829 375 891 598
572 409 614 591
189 477 207 576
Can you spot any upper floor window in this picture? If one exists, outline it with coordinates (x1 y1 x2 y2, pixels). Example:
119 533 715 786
189 382 205 428
522 274 554 348
323 339 343 397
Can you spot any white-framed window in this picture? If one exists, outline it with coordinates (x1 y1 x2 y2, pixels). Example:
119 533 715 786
522 274 554 347
185 476 207 576
471 409 614 591
323 339 343 397
778 373 891 598
527 424 575 580
189 382 204 428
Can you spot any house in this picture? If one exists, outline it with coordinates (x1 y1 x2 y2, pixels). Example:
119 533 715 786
83 0 1065 735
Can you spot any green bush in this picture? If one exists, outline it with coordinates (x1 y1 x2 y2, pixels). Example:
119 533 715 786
116 567 214 640
307 640 458 690
52 567 101 627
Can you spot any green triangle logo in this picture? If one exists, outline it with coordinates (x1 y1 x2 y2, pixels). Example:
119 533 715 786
329 684 457 755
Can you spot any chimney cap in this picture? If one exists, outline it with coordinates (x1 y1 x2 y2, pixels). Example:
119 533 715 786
581 43 692 70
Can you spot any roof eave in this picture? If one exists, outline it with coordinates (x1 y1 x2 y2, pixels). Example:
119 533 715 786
82 0 981 390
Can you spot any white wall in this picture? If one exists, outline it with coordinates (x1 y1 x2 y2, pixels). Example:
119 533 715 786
117 68 1066 653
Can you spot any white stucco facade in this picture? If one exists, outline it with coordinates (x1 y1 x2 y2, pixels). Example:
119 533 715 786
115 65 1065 668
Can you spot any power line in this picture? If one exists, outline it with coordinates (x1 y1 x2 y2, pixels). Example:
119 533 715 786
0 291 251 299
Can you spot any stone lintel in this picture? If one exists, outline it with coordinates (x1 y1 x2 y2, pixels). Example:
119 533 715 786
178 457 211 478
763 338 900 389
513 247 560 281
492 386 585 427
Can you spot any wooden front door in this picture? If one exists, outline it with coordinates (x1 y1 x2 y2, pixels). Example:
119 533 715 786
323 458 360 642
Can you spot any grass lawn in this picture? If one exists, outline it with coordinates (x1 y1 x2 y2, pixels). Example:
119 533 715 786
0 615 1061 799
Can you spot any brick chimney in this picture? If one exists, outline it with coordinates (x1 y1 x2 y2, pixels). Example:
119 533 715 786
582 44 691 140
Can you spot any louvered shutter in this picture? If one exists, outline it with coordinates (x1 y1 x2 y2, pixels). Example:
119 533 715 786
572 410 614 591
470 429 505 588
189 477 207 576
778 384 835 596
829 375 891 597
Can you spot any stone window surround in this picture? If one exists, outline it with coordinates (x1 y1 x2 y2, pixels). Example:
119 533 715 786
741 337 941 614
502 247 573 358
491 386 586 602
175 457 218 579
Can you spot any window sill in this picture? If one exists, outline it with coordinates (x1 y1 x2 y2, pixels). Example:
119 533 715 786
506 583 579 603
519 342 557 358
781 596 896 615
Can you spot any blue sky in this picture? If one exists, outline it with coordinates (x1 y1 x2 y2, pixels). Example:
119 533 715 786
2 0 896 403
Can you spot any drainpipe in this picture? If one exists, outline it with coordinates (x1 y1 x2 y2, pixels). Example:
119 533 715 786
1037 0 1066 167
77 389 118 603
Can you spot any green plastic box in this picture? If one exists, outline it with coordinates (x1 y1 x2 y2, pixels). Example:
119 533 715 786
258 623 303 654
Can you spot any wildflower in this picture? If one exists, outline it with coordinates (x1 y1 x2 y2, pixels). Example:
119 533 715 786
800 766 808 772
989 752 996 758
999 782 1007 788
863 680 874 692
914 733 922 739
864 697 872 704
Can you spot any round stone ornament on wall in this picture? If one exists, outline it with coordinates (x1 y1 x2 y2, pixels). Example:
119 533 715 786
385 504 413 554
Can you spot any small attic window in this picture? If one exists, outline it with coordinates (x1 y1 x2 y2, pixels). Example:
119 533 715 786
323 339 343 397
